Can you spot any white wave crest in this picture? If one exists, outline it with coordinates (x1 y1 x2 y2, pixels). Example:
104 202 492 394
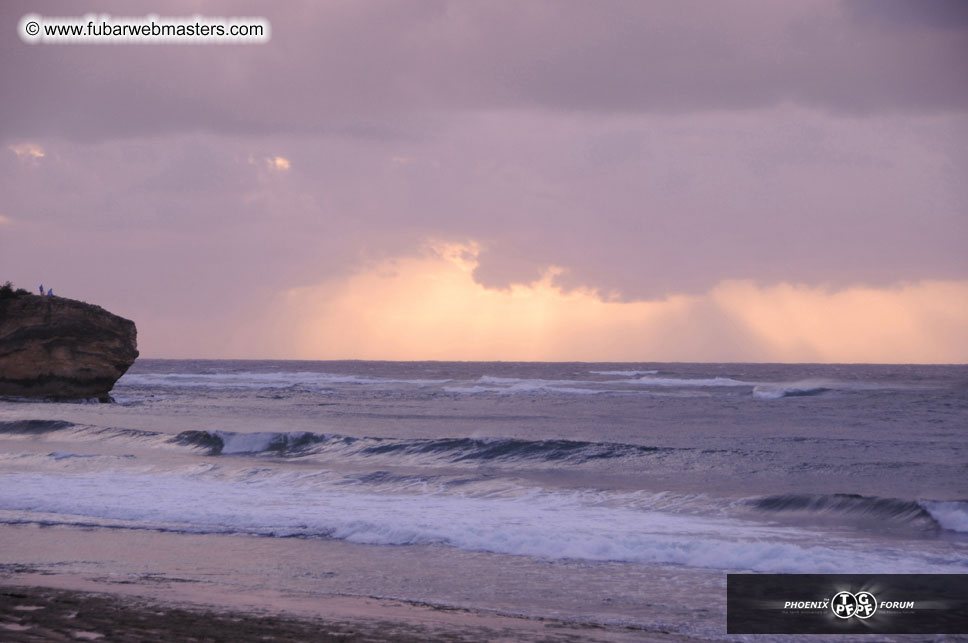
118 371 449 390
922 501 968 533
752 381 831 400
444 375 613 395
590 370 659 376
630 376 751 387
217 432 284 454
0 471 962 575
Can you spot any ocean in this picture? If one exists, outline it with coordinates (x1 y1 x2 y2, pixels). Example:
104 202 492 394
1 360 966 640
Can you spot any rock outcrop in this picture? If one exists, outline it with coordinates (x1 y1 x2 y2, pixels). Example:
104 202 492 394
0 295 138 401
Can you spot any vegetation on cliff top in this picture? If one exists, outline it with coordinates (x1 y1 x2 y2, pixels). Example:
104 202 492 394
0 281 31 300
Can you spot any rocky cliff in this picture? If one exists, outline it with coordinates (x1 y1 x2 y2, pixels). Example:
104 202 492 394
0 294 138 401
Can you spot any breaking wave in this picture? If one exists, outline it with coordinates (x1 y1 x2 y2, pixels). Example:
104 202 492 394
119 371 449 390
590 370 659 376
113 368 910 403
0 420 76 434
1 471 963 574
752 381 831 399
630 376 750 387
444 375 619 395
443 374 752 395
749 493 961 533
921 500 968 533
171 429 669 465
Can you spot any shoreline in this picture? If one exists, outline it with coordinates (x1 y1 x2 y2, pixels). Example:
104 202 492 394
0 514 731 640
0 579 695 643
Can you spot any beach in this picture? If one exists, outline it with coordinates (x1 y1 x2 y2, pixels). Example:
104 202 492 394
6 2 968 639
0 582 689 643
0 524 691 642
0 522 705 642
0 583 689 642
1 360 966 641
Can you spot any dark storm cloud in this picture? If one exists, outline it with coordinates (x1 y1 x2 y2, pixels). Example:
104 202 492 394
846 0 968 30
2 0 967 145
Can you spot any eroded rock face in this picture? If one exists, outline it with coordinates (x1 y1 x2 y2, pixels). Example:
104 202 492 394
0 295 138 401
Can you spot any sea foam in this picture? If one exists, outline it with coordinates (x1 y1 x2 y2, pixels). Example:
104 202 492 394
0 471 963 575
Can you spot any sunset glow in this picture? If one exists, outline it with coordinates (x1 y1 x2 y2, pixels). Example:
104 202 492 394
268 243 968 363
2 2 965 363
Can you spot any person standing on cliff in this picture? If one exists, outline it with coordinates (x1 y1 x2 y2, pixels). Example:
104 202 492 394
39 284 44 295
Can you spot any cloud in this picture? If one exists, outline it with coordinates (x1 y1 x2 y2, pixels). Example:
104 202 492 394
2 0 966 146
0 108 963 315
272 241 750 361
265 155 290 171
1 3 964 361
7 142 44 160
846 0 968 30
264 243 968 363
711 279 968 363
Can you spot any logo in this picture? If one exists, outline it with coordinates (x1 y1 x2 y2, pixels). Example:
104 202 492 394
831 591 877 619
728 574 963 634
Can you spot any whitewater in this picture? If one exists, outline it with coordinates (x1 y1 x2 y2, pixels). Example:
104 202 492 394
1 360 965 640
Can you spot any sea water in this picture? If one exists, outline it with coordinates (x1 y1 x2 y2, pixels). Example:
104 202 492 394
0 361 965 640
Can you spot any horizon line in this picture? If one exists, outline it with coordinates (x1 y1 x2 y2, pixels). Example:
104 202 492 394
135 357 968 367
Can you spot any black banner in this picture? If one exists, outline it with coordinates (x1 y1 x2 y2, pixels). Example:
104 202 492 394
727 574 968 634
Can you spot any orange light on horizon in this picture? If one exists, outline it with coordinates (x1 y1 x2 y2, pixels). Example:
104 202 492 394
258 242 968 364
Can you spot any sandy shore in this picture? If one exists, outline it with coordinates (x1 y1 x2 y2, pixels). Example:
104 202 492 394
0 578 696 643
0 523 720 641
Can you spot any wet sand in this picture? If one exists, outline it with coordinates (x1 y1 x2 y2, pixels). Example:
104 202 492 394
0 523 722 641
0 581 693 642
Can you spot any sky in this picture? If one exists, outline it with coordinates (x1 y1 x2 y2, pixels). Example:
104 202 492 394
1 0 966 362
